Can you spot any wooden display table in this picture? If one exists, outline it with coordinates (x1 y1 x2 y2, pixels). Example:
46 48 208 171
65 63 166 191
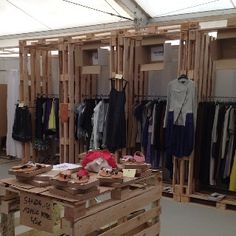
0 171 162 236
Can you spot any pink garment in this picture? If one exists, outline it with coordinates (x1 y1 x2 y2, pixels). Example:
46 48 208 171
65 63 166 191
82 150 117 169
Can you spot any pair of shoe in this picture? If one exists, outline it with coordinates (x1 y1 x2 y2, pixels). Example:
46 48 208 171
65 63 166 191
99 167 123 179
121 151 145 164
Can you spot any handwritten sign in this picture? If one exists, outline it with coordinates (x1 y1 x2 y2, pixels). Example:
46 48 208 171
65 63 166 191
123 169 136 178
20 192 53 232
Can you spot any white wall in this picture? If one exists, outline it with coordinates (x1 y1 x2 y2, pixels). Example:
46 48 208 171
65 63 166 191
148 44 179 96
214 69 236 97
0 57 19 84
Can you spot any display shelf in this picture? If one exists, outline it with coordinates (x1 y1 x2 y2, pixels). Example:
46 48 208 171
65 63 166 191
0 171 162 236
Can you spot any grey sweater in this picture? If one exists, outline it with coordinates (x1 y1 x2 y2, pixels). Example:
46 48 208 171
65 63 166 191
164 78 197 127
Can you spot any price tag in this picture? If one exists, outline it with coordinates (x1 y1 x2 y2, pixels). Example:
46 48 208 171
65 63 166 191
123 169 136 178
18 102 24 107
115 74 123 80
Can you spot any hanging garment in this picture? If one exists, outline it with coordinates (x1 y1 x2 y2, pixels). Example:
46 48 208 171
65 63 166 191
101 101 109 148
153 100 166 151
194 102 215 185
48 99 56 131
12 105 32 142
221 106 232 160
164 79 197 127
34 97 59 151
79 99 96 149
164 78 197 158
223 108 235 178
142 101 153 156
209 104 220 185
199 103 215 185
90 100 108 150
214 106 227 181
229 151 236 191
134 101 148 144
60 103 69 123
6 71 23 159
43 98 52 135
35 96 46 140
75 102 86 139
105 80 127 152
127 102 139 148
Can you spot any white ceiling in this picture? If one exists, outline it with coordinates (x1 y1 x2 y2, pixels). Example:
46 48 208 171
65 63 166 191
135 0 235 17
0 0 130 36
0 0 235 37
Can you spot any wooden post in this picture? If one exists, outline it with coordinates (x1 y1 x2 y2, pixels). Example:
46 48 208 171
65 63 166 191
1 213 15 236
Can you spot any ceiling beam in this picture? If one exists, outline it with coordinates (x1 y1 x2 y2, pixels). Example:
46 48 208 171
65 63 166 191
114 0 150 27
149 8 236 26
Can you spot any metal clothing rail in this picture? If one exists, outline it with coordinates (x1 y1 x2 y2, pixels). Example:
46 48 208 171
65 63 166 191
82 94 109 99
134 94 167 98
36 93 59 98
206 96 236 102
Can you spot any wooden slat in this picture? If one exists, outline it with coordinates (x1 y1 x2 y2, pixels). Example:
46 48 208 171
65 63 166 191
47 51 52 94
227 17 236 27
35 50 41 96
214 59 236 70
42 50 47 94
100 206 160 236
140 62 164 71
81 65 101 74
73 187 161 235
141 37 165 46
1 213 14 236
202 35 210 99
134 222 160 236
217 29 236 39
68 44 75 163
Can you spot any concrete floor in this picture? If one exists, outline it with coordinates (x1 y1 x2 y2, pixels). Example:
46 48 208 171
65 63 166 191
1 158 236 236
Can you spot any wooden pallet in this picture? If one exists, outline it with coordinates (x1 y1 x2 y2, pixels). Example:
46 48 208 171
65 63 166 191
185 192 236 211
61 184 161 236
162 183 173 198
0 172 162 236
172 156 194 202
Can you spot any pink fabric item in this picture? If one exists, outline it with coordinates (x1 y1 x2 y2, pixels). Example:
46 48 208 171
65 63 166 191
133 151 145 163
121 155 134 162
77 169 89 178
82 150 117 169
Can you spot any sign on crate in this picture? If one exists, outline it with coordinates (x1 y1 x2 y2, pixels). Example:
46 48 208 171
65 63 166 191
20 192 53 233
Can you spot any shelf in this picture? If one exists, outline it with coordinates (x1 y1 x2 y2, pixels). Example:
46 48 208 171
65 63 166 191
140 62 164 72
82 65 101 75
214 59 236 70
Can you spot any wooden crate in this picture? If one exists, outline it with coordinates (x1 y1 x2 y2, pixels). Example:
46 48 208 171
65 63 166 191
188 192 236 211
172 156 194 202
0 172 162 236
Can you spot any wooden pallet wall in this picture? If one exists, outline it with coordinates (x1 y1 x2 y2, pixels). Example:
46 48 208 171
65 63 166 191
173 24 215 200
18 24 214 165
58 39 76 163
19 40 53 163
179 23 215 99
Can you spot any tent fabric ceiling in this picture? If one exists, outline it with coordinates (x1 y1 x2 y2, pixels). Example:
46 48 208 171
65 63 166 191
0 0 130 36
0 0 235 37
135 0 236 17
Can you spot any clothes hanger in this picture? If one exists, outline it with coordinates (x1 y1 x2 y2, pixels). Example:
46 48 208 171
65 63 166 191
178 74 188 80
109 77 128 83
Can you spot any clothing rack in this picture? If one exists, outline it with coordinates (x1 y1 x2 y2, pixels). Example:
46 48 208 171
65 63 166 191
134 94 167 99
82 94 109 99
36 93 59 98
14 103 35 108
206 96 236 102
